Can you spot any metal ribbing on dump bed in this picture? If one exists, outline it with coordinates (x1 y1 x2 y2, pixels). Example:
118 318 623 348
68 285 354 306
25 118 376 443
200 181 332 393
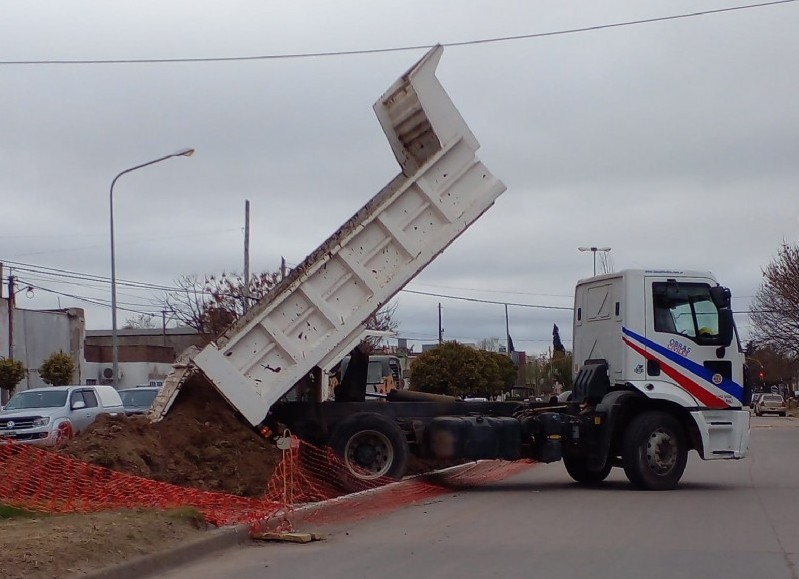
159 45 506 426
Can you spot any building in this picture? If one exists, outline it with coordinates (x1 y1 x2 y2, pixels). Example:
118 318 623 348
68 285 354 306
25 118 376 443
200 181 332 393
83 327 208 388
1 299 208 399
0 299 85 403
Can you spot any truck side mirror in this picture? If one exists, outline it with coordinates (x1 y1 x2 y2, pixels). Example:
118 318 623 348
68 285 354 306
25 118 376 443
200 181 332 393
718 309 734 347
710 286 731 309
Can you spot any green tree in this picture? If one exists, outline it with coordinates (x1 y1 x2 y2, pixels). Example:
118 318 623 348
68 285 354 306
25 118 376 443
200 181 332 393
0 358 26 393
410 342 517 399
551 352 574 389
39 351 76 386
552 324 566 357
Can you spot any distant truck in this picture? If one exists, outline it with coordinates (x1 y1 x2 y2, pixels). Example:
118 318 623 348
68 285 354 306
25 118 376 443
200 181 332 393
153 46 750 490
334 354 404 397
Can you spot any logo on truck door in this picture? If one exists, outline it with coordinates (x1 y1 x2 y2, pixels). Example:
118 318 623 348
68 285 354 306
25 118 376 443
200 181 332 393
622 327 743 408
666 339 691 357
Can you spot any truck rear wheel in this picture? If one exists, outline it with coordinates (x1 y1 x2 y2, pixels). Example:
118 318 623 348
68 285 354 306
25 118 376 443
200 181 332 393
329 413 409 491
622 411 687 491
563 455 612 484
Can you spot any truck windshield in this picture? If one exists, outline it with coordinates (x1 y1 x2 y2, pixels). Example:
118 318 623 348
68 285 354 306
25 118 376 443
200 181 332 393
5 390 68 410
653 282 723 345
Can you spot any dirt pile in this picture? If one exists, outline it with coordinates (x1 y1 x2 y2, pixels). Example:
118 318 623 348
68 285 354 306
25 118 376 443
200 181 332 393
59 376 282 497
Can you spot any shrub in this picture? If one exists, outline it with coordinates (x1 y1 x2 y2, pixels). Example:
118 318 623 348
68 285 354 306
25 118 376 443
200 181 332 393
39 351 76 386
0 358 26 393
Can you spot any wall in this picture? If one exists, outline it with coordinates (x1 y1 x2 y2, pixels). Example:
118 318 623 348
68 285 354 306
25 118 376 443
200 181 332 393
82 361 173 389
0 300 85 399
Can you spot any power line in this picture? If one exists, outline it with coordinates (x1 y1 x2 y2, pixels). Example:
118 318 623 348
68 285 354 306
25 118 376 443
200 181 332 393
410 282 572 299
4 258 575 310
401 289 573 310
22 282 158 316
2 258 768 316
0 1 794 66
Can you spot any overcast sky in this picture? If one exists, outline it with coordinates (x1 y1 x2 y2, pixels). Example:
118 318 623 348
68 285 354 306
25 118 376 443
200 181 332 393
2 0 797 356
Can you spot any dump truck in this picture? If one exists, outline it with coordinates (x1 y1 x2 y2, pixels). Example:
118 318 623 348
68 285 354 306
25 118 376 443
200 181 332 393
153 45 750 491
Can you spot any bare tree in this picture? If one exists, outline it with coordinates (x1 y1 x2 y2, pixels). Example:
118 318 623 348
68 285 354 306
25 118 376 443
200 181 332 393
749 242 799 360
163 271 280 337
361 302 400 351
477 337 502 352
123 313 156 329
163 271 399 344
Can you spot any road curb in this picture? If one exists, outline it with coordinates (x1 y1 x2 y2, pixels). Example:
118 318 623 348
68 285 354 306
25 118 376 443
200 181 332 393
75 460 534 578
72 523 251 579
280 460 536 530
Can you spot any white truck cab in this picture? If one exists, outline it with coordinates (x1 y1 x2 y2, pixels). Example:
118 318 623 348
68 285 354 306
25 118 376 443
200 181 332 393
573 269 749 460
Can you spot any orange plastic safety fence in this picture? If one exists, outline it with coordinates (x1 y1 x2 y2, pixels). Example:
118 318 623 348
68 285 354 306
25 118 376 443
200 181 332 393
0 443 287 528
264 438 536 526
1 438 533 532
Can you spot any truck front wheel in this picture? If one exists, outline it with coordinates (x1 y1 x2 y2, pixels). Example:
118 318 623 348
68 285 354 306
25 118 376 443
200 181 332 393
329 413 409 491
563 455 612 485
622 411 687 491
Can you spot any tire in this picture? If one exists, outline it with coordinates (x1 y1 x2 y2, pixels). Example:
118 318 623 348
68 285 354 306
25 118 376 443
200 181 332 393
622 411 687 491
563 454 612 485
328 413 409 491
54 421 74 446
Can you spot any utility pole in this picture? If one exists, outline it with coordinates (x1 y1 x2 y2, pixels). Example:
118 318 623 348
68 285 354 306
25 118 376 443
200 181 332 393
7 274 15 360
162 310 167 347
438 303 443 344
243 200 250 314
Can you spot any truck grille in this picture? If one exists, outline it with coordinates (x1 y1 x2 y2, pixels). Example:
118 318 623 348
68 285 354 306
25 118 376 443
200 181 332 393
0 432 39 441
0 416 38 430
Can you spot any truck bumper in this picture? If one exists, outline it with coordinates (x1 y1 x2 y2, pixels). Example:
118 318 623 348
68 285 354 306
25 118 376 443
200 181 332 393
691 409 750 460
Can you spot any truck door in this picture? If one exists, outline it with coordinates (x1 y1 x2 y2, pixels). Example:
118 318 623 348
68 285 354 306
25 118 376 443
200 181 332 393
642 278 743 408
576 277 624 383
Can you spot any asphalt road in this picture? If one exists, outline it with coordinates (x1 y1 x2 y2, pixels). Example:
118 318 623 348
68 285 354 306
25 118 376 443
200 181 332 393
160 414 799 579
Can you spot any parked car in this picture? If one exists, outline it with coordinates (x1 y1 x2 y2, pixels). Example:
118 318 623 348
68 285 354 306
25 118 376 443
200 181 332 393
0 385 124 447
754 393 787 417
750 392 763 409
118 386 160 416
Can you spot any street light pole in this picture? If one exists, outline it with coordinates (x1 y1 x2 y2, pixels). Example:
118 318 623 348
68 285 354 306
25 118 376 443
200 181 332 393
578 246 611 276
110 148 194 386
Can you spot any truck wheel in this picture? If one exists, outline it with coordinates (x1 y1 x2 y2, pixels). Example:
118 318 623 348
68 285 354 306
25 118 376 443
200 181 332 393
563 455 612 484
622 412 687 491
329 413 409 491
54 421 74 446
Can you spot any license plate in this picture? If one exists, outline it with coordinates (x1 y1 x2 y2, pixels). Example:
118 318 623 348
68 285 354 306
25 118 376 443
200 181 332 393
0 431 16 437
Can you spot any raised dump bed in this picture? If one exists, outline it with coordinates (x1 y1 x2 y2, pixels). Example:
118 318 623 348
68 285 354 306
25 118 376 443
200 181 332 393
153 45 506 426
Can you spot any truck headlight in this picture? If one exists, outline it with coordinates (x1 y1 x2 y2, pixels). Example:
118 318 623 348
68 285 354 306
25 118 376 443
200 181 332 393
32 416 50 427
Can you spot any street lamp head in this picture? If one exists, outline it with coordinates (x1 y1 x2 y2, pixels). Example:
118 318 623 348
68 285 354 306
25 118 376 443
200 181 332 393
598 247 611 252
173 148 195 157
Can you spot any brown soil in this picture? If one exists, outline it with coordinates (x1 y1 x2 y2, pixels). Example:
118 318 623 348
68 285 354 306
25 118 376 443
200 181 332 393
0 509 207 579
1 376 461 577
58 376 282 497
